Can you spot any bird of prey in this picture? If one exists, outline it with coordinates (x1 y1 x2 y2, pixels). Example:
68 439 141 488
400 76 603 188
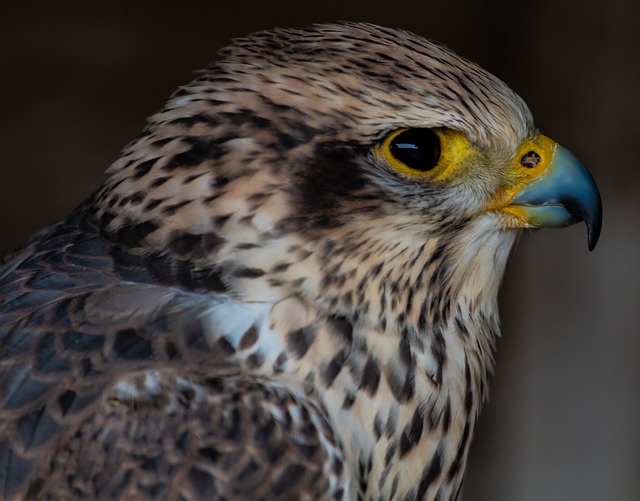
0 22 601 501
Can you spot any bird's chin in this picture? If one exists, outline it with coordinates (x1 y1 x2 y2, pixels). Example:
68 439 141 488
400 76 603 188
497 204 580 229
490 208 531 230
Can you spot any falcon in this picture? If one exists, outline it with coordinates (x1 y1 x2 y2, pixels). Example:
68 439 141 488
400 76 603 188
0 23 601 500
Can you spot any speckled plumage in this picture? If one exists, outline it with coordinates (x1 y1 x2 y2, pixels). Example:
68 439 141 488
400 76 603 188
0 23 600 501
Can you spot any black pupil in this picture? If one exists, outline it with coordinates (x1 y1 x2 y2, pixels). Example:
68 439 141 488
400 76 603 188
389 128 441 172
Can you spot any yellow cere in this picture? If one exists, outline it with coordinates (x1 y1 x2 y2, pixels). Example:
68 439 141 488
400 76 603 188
492 134 558 214
376 128 476 182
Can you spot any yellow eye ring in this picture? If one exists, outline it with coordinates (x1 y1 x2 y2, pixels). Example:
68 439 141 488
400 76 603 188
377 128 444 177
376 128 475 182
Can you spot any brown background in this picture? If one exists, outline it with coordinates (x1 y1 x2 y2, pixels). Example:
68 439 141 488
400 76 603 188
1 2 639 500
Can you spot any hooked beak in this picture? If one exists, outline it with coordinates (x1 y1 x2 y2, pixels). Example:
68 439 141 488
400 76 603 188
498 135 602 250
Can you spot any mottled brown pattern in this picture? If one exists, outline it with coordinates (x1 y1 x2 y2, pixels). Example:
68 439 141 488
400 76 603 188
0 22 597 501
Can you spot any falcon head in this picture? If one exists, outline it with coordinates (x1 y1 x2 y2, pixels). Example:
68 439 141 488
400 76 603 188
97 22 601 331
0 23 603 500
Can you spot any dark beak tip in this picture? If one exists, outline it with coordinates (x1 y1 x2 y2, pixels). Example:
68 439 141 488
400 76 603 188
563 168 602 252
564 194 602 251
586 170 603 252
587 211 602 251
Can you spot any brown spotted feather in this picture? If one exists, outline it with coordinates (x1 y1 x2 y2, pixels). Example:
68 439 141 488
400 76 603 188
0 22 536 500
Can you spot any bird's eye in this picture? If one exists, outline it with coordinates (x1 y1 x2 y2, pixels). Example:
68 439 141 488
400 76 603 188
378 128 443 177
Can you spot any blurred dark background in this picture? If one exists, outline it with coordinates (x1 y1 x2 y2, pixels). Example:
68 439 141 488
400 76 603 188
1 2 638 500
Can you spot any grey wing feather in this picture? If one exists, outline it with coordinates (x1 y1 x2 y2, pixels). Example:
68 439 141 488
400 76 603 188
0 214 345 500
